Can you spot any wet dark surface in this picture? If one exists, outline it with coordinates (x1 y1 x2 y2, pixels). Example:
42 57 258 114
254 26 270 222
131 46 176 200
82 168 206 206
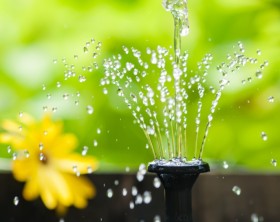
0 173 279 222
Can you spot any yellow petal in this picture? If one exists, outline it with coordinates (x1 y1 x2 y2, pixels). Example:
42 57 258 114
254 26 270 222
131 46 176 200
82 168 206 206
41 117 63 143
49 134 78 155
0 133 14 143
44 168 73 207
23 177 39 200
12 158 36 181
1 120 21 133
52 154 98 174
38 168 58 209
64 174 95 209
19 113 35 126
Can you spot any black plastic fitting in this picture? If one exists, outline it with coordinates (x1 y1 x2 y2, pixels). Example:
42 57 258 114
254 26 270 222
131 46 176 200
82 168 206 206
148 161 210 222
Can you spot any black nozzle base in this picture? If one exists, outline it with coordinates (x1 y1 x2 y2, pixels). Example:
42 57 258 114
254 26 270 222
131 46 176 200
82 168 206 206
148 159 210 222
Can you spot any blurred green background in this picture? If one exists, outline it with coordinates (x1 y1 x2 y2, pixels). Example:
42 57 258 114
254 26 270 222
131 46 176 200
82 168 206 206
0 0 279 172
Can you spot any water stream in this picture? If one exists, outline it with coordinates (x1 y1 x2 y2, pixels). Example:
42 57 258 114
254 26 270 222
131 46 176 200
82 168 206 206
162 0 189 64
101 1 267 163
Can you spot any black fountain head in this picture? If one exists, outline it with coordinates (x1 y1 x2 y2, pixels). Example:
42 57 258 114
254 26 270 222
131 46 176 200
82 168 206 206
148 159 210 222
148 159 210 174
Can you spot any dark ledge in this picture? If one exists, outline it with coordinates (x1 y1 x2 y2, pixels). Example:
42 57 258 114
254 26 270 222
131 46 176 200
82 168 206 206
0 173 279 222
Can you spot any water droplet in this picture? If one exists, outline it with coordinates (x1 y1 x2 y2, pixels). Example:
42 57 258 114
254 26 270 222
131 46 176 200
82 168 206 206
82 146 88 156
256 49 261 56
93 140 98 147
24 149 30 158
47 93 51 99
103 88 108 94
97 128 101 134
153 177 161 188
19 112 23 118
251 213 263 222
43 106 48 112
268 96 274 103
122 46 129 54
114 180 119 186
63 93 69 100
122 188 128 196
223 161 229 169
74 54 78 60
147 126 155 135
154 215 161 222
126 62 134 71
255 70 263 79
84 46 89 53
143 191 152 204
130 93 138 103
92 52 98 59
52 107 58 113
12 152 17 160
38 142 44 150
271 159 277 167
87 66 92 73
145 144 149 149
86 105 94 115
72 165 78 173
39 153 46 161
7 145 12 154
125 167 130 172
208 114 213 122
79 75 87 83
13 196 19 206
129 201 135 209
131 186 138 196
135 194 143 204
137 172 144 182
56 82 61 88
107 189 113 198
247 77 252 83
117 88 124 97
87 166 93 174
232 185 241 196
42 84 47 91
76 171 80 177
53 59 58 64
261 131 268 141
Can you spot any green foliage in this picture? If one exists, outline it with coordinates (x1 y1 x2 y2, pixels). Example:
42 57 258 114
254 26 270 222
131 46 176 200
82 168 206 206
0 0 279 172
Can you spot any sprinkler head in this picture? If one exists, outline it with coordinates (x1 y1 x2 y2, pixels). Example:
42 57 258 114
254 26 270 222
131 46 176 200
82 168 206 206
148 159 210 175
148 159 210 222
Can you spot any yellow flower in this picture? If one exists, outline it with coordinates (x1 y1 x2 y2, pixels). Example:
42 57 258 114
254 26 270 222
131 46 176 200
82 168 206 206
0 113 98 214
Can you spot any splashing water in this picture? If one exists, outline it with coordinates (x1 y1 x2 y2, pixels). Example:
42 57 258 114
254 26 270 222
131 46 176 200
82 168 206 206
13 196 19 206
162 0 189 63
100 0 267 163
251 213 264 222
107 188 113 198
232 185 241 196
101 42 265 162
43 39 101 116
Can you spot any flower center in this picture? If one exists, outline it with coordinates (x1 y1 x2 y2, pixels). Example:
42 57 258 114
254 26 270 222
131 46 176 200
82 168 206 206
39 152 48 164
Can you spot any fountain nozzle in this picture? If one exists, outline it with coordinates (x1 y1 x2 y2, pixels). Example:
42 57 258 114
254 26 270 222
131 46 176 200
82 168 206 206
148 160 209 222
